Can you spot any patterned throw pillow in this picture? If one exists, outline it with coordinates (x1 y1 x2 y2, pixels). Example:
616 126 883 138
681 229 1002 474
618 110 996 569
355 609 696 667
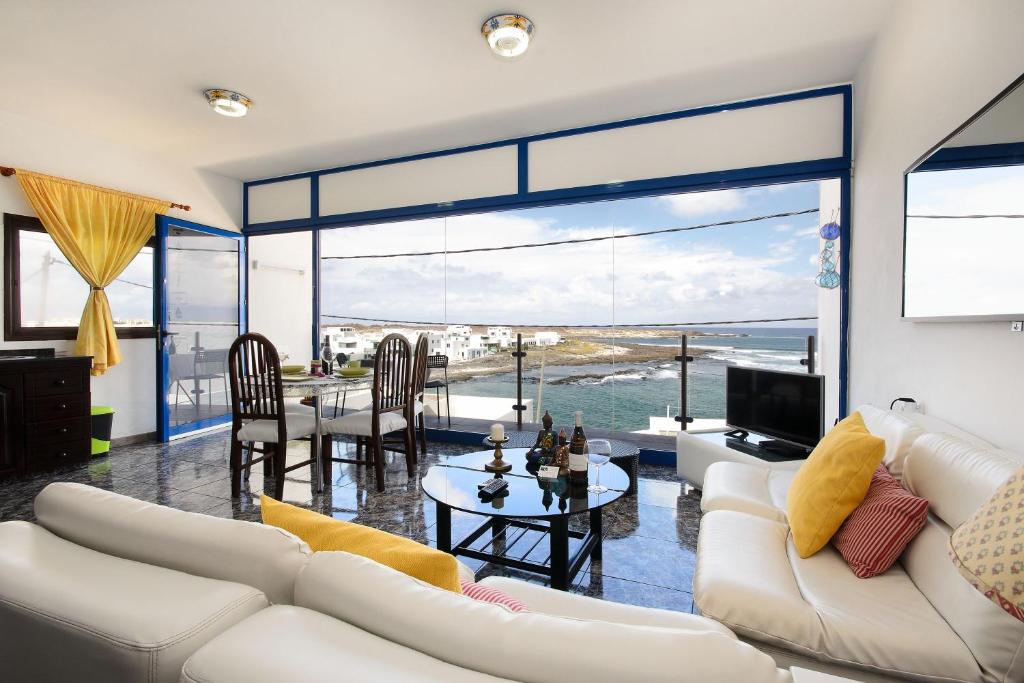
832 465 930 578
460 580 528 612
949 468 1024 622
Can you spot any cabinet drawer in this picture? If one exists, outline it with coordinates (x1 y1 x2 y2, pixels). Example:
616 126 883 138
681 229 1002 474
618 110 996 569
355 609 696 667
25 416 91 447
27 440 91 472
25 394 90 422
25 368 88 397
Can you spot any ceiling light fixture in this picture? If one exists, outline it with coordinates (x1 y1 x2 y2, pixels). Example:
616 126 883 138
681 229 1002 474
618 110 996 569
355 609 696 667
204 89 252 117
481 14 534 58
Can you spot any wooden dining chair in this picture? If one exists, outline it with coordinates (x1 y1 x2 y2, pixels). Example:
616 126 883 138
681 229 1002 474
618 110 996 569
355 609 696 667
410 334 429 457
322 334 416 492
227 333 320 500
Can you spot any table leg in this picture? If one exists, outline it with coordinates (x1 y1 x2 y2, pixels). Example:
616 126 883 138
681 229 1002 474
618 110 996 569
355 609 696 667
590 507 603 561
436 502 452 553
312 395 323 493
550 516 570 590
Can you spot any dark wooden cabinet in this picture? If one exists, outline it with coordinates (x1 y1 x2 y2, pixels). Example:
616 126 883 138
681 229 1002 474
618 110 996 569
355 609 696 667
0 356 91 476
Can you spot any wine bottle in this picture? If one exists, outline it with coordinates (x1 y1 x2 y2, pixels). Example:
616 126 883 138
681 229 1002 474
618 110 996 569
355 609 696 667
569 411 588 481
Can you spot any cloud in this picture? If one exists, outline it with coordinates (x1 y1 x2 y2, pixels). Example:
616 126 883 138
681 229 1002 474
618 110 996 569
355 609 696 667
657 189 746 217
774 224 794 233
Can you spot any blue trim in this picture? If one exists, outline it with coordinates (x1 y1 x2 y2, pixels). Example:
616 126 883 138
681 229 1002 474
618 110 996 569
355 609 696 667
638 448 676 467
246 158 847 234
154 214 244 442
517 142 528 195
310 174 320 219
914 141 1024 172
312 227 321 359
838 171 852 417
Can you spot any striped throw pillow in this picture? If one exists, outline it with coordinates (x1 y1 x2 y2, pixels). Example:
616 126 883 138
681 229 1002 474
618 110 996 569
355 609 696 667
832 465 930 578
460 580 528 612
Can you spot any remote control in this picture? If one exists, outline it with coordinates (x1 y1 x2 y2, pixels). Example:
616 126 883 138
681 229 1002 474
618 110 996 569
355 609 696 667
478 478 508 496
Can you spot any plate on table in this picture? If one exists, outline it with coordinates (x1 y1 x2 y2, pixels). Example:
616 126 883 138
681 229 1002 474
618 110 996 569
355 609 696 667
337 367 370 378
282 364 306 375
281 374 310 382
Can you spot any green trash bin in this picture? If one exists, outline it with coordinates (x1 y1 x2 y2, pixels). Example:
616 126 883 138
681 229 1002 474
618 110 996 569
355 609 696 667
91 406 114 456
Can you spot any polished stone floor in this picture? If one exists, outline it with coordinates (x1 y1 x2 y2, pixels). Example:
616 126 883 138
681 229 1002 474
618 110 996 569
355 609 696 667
0 431 702 612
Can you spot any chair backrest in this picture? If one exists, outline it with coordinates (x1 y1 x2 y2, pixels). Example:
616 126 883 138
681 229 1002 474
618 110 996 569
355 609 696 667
412 335 429 399
372 334 412 422
195 348 228 375
426 354 448 369
228 333 286 438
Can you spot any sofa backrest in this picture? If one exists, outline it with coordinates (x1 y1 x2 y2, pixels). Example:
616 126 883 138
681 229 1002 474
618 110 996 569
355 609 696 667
856 404 922 481
294 551 792 683
34 483 311 605
899 432 1024 683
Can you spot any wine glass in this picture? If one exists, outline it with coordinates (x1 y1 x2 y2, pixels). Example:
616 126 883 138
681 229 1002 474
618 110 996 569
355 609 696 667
587 439 612 494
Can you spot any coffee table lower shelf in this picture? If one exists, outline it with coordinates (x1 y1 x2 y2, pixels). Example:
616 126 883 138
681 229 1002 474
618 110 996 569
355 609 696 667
435 503 603 591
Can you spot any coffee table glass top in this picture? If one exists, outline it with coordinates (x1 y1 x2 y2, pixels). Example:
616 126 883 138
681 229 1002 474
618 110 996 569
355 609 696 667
421 448 628 519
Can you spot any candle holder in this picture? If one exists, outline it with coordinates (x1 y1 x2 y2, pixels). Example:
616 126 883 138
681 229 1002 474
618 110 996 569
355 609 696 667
485 437 512 472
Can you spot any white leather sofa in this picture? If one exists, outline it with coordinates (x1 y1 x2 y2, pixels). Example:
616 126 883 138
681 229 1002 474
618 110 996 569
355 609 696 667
0 482 853 683
693 405 1024 683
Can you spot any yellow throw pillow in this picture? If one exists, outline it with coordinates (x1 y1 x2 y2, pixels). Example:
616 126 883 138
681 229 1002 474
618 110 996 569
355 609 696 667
787 412 886 558
260 494 462 593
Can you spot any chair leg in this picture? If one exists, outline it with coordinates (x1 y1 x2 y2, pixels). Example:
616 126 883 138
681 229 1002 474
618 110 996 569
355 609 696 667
243 443 253 482
321 434 333 485
418 413 427 456
373 435 385 492
263 443 274 476
230 437 243 498
273 441 286 500
444 385 451 428
404 425 416 477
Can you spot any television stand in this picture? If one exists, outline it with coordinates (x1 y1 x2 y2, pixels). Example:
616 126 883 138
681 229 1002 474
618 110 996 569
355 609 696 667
757 439 812 458
719 432 812 462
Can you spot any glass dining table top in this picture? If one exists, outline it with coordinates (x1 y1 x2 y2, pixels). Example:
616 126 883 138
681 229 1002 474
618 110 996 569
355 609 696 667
421 448 628 520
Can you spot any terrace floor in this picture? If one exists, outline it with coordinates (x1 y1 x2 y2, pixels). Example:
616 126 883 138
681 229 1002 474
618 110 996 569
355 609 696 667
0 429 702 612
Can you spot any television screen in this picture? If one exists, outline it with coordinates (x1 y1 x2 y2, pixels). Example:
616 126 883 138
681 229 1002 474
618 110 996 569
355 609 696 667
726 367 824 448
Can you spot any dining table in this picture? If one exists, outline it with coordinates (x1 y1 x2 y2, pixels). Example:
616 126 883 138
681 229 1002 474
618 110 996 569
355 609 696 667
279 373 373 492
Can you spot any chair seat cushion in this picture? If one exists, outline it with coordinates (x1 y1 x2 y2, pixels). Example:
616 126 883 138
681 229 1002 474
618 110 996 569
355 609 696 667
0 521 267 683
324 410 407 437
182 605 511 683
700 461 792 523
694 510 983 683
237 413 317 442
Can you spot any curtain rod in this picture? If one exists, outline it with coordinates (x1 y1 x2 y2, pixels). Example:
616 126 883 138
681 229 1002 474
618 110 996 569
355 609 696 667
0 166 191 211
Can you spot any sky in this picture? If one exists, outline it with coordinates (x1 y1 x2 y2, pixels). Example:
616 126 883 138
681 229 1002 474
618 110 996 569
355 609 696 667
320 180 825 328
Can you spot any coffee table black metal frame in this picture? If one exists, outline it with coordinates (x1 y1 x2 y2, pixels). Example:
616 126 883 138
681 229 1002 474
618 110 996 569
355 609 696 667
423 449 628 590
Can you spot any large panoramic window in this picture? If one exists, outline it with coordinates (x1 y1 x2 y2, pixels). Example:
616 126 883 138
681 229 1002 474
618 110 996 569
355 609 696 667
318 180 835 434
3 213 155 341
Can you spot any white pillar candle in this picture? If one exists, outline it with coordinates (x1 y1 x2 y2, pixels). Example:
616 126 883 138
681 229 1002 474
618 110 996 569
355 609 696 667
490 423 505 441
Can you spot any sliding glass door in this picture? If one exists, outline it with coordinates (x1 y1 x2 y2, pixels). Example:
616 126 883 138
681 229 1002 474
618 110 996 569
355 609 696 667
155 215 245 440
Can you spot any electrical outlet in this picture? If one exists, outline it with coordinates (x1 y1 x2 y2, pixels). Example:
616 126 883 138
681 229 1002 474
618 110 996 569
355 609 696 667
1012 321 1023 333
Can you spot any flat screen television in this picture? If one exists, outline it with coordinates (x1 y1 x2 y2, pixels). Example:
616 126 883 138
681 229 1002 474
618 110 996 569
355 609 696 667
726 366 824 448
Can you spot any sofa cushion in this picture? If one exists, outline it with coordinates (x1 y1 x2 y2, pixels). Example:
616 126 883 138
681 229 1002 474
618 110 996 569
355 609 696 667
701 461 793 522
34 482 311 604
857 404 923 481
181 605 512 683
295 551 790 683
0 521 267 683
695 510 983 683
260 493 462 592
477 575 733 634
831 465 929 578
902 433 1024 530
787 412 885 557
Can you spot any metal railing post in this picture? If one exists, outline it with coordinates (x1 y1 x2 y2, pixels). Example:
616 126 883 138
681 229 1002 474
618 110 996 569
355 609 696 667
800 335 816 374
674 334 694 430
511 333 527 429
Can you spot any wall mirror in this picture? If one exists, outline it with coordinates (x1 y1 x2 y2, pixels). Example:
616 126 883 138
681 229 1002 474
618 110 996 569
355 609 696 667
903 73 1024 321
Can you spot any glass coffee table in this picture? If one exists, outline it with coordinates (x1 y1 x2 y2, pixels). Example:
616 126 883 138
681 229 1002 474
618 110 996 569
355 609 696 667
421 448 628 590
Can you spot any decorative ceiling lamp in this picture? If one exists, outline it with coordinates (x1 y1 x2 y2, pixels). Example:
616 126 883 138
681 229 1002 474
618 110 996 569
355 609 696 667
204 89 252 117
815 213 841 289
481 14 534 58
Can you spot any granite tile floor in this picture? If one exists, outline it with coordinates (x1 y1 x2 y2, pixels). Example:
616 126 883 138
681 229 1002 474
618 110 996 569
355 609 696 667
0 430 703 612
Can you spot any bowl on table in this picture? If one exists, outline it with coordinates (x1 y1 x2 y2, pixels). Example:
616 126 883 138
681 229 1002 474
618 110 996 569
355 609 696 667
337 366 370 378
281 364 306 375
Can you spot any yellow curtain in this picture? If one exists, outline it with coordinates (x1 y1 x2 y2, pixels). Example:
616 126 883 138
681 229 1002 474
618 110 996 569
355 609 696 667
15 170 171 376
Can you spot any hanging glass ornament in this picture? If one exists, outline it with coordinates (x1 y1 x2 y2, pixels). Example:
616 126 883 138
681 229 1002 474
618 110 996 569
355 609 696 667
815 217 840 289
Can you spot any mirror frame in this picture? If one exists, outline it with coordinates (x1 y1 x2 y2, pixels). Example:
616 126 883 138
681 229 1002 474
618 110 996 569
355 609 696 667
901 71 1024 322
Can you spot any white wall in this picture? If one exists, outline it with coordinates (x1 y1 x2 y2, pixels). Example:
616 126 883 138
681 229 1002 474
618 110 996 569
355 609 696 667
0 108 242 438
849 0 1024 448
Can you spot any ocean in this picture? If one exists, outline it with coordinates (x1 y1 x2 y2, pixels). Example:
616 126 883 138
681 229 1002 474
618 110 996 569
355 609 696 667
447 327 817 432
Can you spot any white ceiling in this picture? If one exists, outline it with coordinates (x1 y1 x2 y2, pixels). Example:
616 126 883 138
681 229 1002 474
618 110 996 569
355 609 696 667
0 1 893 181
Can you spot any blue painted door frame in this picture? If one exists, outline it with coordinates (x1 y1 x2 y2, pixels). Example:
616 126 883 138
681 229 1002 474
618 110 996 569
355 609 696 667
155 215 246 441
